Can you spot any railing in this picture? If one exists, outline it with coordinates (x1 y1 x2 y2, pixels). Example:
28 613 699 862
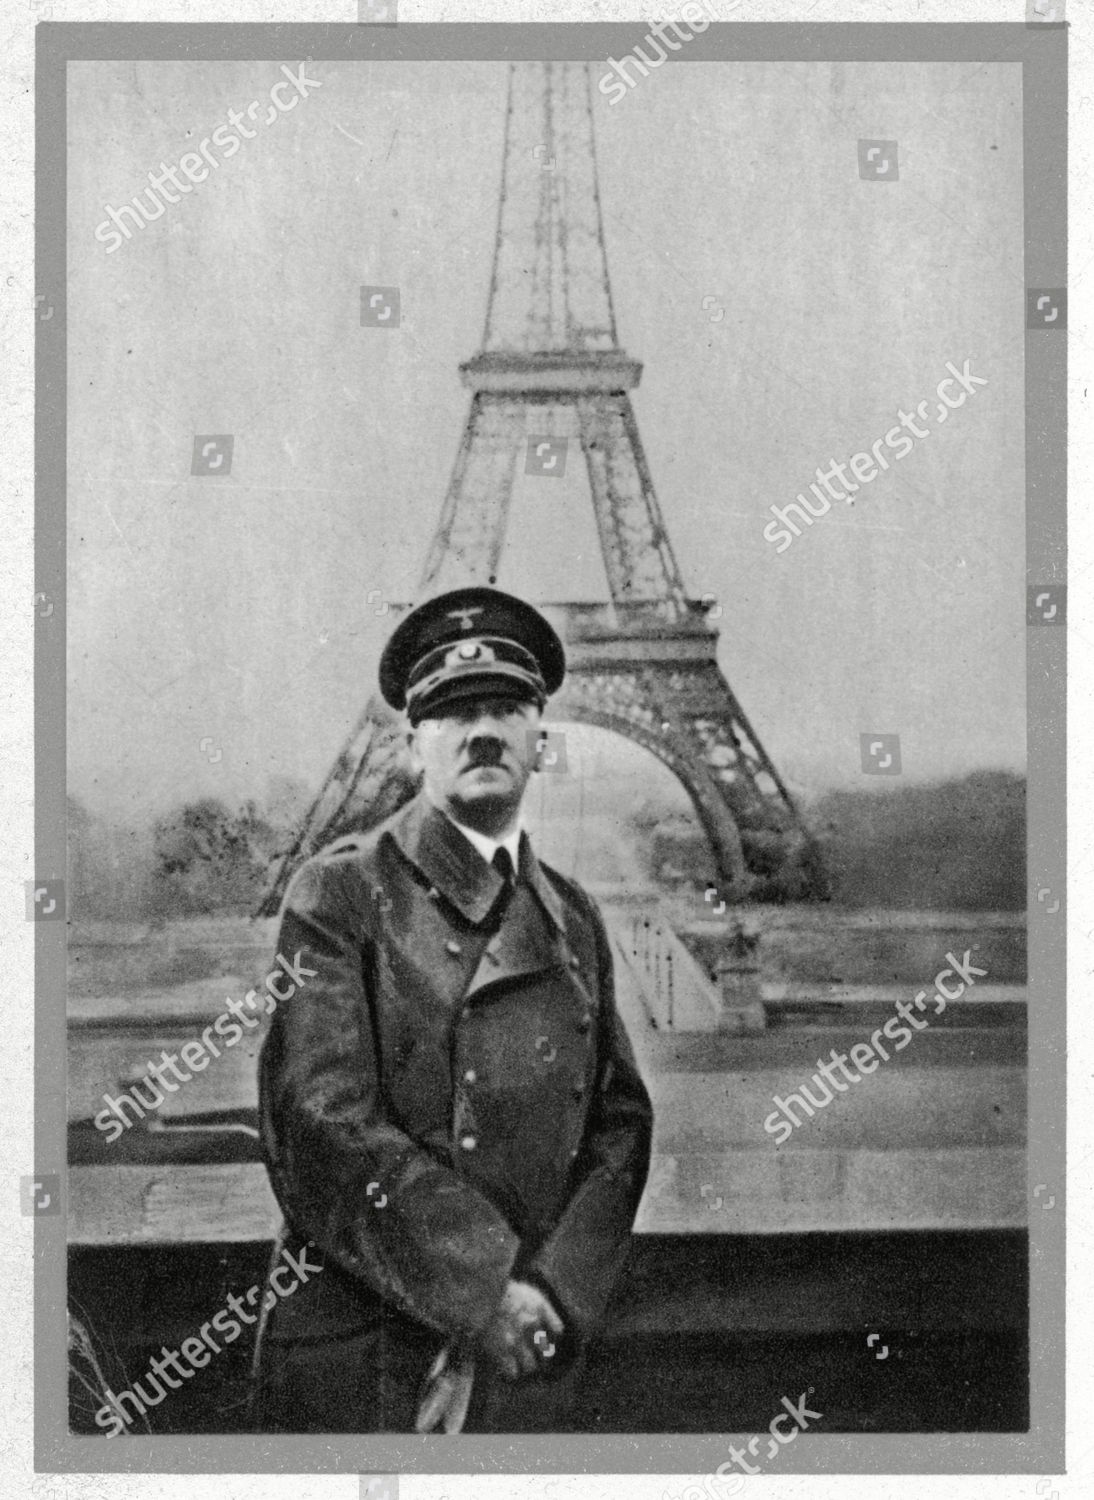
606 907 725 1031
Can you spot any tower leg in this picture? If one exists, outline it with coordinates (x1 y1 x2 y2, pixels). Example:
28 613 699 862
257 694 417 916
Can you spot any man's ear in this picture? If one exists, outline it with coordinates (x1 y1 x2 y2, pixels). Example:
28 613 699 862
528 709 544 775
405 725 423 776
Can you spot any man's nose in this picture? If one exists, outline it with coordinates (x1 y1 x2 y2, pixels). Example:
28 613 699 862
466 707 508 735
466 722 506 753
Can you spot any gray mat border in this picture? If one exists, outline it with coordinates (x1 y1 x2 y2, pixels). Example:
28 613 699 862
36 19 1065 1477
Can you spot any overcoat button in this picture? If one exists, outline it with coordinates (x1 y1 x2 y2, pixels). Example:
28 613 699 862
460 1134 477 1151
463 1068 477 1085
569 955 581 971
445 939 462 956
572 1083 585 1100
578 1014 592 1033
460 1005 472 1020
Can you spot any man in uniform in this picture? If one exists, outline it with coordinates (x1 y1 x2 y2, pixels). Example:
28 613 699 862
253 585 654 1433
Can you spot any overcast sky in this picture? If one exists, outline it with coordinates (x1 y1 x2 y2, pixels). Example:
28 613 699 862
67 57 1024 822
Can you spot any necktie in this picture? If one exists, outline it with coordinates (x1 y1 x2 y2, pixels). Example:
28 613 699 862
491 845 516 889
487 847 517 929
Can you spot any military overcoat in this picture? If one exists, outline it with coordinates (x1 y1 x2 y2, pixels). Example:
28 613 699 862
252 793 653 1432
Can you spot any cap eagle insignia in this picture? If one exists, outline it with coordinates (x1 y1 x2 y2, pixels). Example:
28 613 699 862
447 606 485 631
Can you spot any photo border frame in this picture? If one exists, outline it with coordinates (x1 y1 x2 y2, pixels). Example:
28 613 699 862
35 18 1066 1477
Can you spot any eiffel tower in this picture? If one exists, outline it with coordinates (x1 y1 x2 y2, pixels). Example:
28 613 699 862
259 62 827 916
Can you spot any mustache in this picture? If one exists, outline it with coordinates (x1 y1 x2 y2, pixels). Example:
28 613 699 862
464 738 507 768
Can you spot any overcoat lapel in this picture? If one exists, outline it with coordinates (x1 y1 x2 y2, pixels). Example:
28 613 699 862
389 795 568 938
390 796 504 925
462 884 563 1000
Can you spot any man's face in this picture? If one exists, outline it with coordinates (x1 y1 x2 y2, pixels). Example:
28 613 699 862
408 694 543 832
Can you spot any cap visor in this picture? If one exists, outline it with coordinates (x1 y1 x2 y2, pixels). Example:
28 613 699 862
410 671 543 722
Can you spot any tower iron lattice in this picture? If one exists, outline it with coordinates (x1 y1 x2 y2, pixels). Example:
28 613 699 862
258 62 827 916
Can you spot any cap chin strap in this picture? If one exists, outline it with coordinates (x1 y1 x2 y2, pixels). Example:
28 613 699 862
407 681 546 726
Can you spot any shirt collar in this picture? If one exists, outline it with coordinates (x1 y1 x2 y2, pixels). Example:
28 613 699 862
390 794 565 932
424 788 525 872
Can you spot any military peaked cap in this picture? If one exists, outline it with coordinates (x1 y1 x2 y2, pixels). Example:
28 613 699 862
378 586 566 724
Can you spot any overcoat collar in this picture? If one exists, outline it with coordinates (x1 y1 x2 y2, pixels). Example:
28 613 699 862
389 794 566 933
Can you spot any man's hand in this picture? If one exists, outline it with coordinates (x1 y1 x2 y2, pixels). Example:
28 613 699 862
415 1343 476 1433
477 1279 565 1381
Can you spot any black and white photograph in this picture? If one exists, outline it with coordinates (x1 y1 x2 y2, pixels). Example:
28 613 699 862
27 10 1071 1483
